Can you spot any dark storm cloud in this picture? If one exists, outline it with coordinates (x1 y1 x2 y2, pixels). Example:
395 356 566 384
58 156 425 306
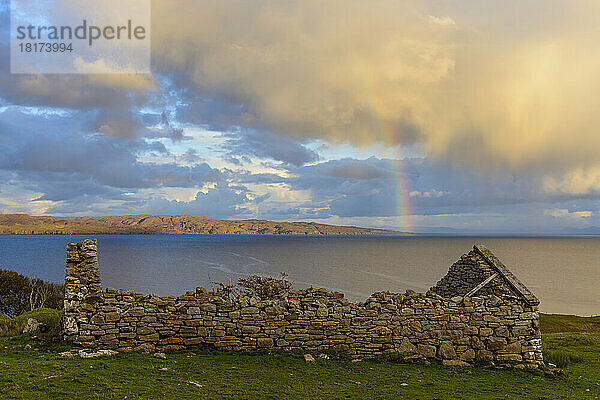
284 158 409 195
222 130 319 166
177 148 204 165
144 112 191 142
318 159 395 180
30 178 126 202
146 183 254 219
0 109 222 197
236 172 287 185
261 157 597 219
175 98 248 132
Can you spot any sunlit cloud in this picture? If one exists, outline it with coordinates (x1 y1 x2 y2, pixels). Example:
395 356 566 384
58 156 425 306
544 209 593 219
428 15 456 26
544 167 600 195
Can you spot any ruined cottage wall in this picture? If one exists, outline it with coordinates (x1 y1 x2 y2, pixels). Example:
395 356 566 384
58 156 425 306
431 250 514 298
63 240 543 368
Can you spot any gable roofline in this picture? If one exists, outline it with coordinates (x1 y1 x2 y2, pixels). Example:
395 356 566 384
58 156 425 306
473 244 540 306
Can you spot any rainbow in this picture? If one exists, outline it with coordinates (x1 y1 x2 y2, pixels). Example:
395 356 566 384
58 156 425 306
362 73 414 234
376 120 415 234
391 158 414 234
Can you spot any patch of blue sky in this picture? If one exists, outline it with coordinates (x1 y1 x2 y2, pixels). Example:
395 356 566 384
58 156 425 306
13 105 74 117
305 139 426 163
148 128 229 166
10 0 53 28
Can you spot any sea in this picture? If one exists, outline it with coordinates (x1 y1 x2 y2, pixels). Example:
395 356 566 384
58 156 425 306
0 235 598 316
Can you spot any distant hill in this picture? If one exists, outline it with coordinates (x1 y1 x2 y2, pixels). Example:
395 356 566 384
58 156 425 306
0 214 405 235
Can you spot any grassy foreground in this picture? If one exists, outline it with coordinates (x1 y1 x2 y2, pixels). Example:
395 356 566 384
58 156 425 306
0 313 598 399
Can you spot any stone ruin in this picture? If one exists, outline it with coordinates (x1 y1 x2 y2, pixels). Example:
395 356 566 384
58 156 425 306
62 239 543 368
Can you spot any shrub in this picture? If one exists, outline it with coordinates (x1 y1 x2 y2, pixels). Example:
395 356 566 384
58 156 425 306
0 269 31 317
238 273 292 300
0 308 62 336
29 278 64 311
0 269 64 318
209 273 293 301
209 279 241 301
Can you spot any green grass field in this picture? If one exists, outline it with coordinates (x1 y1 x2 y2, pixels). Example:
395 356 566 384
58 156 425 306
540 313 600 334
0 312 599 399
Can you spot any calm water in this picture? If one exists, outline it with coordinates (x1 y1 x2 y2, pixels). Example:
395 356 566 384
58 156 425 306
0 235 598 316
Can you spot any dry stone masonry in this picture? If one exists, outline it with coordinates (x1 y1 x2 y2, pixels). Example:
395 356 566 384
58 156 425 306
62 239 543 368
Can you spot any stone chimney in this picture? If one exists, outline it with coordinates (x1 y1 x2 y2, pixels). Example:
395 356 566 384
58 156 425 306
63 239 102 342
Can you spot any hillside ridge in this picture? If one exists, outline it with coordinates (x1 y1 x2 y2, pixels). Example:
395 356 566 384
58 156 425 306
0 214 405 235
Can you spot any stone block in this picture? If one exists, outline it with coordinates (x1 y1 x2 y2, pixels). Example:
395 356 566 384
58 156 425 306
438 341 457 359
464 326 478 335
495 326 509 337
257 338 274 348
505 341 522 353
242 325 261 334
443 359 470 367
496 354 523 362
479 327 493 336
137 327 156 335
200 303 217 313
476 350 494 362
418 344 437 358
486 337 507 351
460 349 476 361
397 338 417 354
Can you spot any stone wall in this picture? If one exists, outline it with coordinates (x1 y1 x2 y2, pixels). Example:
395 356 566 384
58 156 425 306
431 250 513 298
62 239 543 368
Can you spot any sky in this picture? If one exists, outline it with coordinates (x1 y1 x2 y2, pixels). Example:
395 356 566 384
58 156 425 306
1 0 600 234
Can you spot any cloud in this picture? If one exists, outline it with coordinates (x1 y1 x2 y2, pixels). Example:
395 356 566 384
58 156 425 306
148 0 600 176
0 108 222 195
146 1 600 177
543 167 600 195
0 4 155 138
151 0 453 146
318 159 394 180
146 183 254 218
544 208 593 219
95 108 147 138
175 98 248 132
4 1 600 174
409 189 449 198
223 129 318 166
0 73 155 110
428 15 456 26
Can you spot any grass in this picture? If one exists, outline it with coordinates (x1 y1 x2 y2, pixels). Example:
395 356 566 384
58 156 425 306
541 315 598 369
540 313 600 334
1 333 600 399
0 312 598 399
543 349 584 368
0 308 61 336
